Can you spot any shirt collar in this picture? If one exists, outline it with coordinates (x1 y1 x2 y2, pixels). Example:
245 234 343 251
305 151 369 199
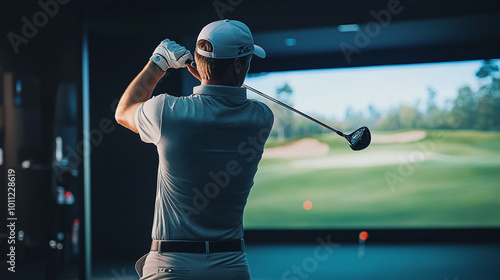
193 85 247 99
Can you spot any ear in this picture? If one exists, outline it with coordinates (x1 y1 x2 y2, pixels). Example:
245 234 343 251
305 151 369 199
233 57 243 74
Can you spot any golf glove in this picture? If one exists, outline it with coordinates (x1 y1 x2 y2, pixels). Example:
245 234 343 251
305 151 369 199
150 39 193 71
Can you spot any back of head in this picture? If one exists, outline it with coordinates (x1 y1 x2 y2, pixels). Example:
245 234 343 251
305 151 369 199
195 39 236 81
195 19 266 82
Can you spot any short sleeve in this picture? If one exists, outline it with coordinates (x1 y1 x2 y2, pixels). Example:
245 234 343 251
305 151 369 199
134 94 165 144
254 100 275 128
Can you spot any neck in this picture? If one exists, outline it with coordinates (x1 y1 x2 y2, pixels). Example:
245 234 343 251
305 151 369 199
201 78 241 87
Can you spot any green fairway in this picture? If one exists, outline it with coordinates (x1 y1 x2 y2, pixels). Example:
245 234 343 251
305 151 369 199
243 130 500 229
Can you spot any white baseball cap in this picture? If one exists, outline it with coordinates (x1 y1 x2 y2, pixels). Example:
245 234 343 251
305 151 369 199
196 19 266 59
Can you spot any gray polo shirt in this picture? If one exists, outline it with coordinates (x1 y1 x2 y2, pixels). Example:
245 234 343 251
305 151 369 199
134 85 274 241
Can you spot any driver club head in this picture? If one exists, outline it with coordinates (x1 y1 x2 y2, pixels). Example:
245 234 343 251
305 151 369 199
344 126 371 151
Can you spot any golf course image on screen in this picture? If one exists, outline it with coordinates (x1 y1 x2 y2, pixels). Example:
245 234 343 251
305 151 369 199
242 59 500 229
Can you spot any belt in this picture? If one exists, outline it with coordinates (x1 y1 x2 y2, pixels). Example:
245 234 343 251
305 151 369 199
150 239 245 254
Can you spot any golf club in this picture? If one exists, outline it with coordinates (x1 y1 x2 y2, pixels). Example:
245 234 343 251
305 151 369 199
242 84 371 151
186 60 371 151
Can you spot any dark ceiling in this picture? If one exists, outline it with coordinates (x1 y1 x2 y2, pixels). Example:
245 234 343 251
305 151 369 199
82 0 500 71
1 0 500 71
84 0 500 37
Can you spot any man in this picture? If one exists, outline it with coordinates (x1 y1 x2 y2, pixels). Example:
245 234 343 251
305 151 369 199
115 19 274 280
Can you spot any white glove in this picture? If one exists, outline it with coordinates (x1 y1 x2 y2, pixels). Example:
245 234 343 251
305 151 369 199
150 39 193 71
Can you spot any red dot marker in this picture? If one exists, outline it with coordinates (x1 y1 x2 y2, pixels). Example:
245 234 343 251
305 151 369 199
359 231 369 241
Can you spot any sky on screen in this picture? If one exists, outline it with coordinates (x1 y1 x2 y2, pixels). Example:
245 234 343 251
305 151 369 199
246 59 498 121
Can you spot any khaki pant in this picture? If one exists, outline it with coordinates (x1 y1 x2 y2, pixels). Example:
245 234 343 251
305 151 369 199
135 251 250 280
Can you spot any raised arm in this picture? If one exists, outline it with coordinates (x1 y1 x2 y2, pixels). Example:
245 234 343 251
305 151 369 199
115 39 192 133
115 61 164 133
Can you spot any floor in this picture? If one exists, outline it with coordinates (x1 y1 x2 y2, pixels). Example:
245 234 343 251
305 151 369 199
90 243 500 280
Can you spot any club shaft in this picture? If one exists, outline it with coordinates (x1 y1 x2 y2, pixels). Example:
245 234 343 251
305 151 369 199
242 84 344 136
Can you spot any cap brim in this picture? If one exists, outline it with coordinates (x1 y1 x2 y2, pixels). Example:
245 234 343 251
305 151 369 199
253 45 266 59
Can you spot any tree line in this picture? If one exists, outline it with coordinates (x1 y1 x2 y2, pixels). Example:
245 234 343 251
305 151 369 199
266 60 500 140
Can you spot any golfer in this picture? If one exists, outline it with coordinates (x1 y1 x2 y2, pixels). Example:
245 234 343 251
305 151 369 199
115 19 274 280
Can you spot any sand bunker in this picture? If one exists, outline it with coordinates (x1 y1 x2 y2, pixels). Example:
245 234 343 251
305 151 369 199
372 131 427 143
263 131 427 160
263 138 330 158
290 131 433 169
